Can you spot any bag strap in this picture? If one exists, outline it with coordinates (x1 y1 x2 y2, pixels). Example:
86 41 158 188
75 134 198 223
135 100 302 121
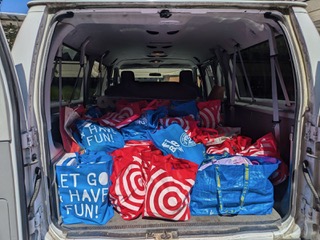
215 164 249 215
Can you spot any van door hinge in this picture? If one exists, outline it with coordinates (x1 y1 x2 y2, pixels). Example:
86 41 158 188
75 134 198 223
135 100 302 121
302 201 320 225
21 128 38 149
301 199 320 237
146 230 179 240
305 123 320 142
28 206 42 239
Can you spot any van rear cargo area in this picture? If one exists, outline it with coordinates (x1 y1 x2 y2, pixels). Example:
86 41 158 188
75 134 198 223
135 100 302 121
64 210 281 238
46 5 296 238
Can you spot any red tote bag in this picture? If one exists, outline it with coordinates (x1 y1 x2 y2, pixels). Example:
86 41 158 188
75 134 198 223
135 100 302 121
197 99 221 129
142 153 198 221
109 146 153 220
59 105 85 153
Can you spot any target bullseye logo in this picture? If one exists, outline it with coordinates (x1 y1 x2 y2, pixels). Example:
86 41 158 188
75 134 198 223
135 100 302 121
199 104 221 129
144 168 194 221
119 107 134 118
100 106 139 128
161 117 187 128
110 156 146 220
160 116 194 131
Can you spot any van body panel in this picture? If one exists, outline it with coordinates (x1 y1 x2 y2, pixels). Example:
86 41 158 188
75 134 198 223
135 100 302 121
3 0 320 239
27 0 307 7
0 199 11 240
291 6 320 240
0 24 29 240
12 5 46 110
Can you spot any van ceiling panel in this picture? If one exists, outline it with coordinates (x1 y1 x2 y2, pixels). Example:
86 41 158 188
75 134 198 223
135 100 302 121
59 9 282 66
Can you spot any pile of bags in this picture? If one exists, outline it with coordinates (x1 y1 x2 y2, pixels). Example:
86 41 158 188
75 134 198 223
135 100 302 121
55 99 287 225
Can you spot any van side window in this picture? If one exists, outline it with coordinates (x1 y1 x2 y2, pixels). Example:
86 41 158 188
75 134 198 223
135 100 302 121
202 62 225 99
51 46 104 104
236 36 295 101
203 65 214 96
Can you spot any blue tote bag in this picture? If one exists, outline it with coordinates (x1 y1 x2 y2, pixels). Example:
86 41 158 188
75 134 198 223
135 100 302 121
74 120 124 152
56 151 114 225
190 155 280 215
121 106 167 141
169 100 198 119
149 123 205 166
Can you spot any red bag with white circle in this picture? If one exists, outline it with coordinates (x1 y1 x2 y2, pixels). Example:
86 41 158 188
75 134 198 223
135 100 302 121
109 146 152 220
238 132 288 185
142 152 198 221
197 99 221 129
99 101 142 129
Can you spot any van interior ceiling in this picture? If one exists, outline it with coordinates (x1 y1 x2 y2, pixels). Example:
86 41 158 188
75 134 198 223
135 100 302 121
47 7 296 237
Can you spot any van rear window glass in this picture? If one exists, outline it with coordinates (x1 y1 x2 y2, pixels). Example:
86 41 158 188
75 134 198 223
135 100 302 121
121 68 191 83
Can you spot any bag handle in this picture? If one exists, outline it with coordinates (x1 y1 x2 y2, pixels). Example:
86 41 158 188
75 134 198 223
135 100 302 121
215 164 249 215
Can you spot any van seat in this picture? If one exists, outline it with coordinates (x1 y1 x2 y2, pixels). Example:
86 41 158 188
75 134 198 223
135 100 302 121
179 70 201 98
105 70 199 100
120 71 136 87
179 70 194 86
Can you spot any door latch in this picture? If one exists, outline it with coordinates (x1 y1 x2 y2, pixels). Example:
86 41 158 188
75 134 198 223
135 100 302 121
146 230 179 240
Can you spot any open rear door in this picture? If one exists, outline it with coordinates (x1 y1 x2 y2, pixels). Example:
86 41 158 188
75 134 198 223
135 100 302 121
0 23 29 240
292 6 320 240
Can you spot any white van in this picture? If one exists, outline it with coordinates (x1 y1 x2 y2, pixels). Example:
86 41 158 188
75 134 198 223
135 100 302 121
1 0 320 239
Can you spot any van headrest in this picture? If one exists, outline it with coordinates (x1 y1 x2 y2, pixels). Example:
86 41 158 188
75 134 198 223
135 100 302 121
179 70 194 86
121 71 135 84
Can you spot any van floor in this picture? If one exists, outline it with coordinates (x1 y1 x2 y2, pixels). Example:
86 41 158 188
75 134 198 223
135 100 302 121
63 209 281 238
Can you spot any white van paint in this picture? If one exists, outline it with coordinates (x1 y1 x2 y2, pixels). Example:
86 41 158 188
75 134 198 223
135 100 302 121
0 1 320 239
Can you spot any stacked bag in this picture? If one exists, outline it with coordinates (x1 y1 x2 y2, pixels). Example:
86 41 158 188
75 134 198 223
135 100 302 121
55 151 114 224
56 98 286 224
109 144 199 221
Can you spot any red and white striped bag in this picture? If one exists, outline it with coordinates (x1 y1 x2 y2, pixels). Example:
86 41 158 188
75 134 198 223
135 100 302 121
238 132 288 185
238 132 279 157
99 101 142 128
206 135 252 155
216 126 241 137
109 146 152 220
142 153 198 221
159 116 198 133
197 100 221 129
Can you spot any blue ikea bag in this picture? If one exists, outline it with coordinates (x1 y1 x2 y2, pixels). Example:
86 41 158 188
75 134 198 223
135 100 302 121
121 106 167 141
149 123 205 165
74 120 124 152
190 155 280 215
55 151 114 225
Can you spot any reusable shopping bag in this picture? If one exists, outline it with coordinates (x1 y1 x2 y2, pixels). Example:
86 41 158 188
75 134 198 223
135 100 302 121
55 151 114 225
85 106 103 119
143 153 198 221
169 100 198 119
144 99 171 110
109 146 152 220
59 105 85 152
121 106 167 141
159 115 198 133
197 99 221 129
206 135 252 155
73 120 124 152
99 100 142 128
238 132 288 185
190 155 280 216
149 123 205 166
